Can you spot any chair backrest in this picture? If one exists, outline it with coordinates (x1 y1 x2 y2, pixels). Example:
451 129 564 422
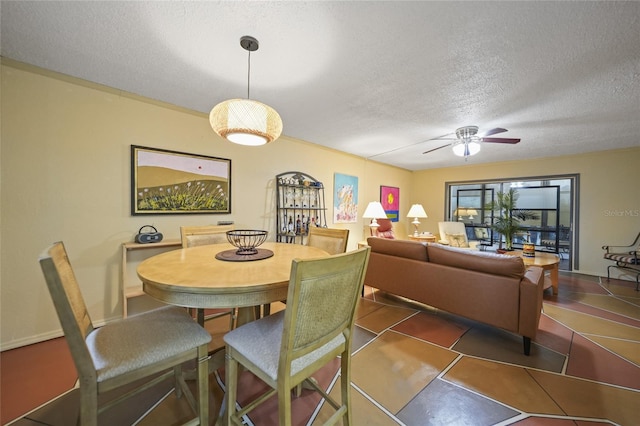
558 225 571 241
180 224 234 248
39 242 96 379
307 227 349 255
279 247 370 373
438 221 471 247
474 227 490 240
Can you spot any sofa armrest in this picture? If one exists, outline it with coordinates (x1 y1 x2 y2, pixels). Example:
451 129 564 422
518 266 545 339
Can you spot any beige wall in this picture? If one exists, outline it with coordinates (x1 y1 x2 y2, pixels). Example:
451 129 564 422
412 149 640 277
0 60 412 349
2 59 638 350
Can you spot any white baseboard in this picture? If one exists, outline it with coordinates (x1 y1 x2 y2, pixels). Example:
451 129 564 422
0 315 118 352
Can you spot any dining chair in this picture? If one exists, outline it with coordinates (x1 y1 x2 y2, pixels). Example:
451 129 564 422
180 224 236 328
39 242 211 426
180 224 234 247
307 226 350 255
224 246 371 425
305 226 354 312
263 227 350 318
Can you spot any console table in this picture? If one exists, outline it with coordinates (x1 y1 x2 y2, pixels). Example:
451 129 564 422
121 239 181 317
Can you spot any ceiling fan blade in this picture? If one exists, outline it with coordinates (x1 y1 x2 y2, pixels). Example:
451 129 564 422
422 144 450 155
426 133 457 142
482 137 520 144
481 127 508 137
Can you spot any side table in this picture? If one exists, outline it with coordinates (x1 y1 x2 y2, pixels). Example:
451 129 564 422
510 250 560 295
408 234 437 243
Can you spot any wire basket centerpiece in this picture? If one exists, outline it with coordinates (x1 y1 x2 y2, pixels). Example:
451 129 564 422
215 230 273 262
226 230 268 255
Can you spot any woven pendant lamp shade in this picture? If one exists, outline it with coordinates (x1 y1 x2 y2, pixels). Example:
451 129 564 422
210 98 283 146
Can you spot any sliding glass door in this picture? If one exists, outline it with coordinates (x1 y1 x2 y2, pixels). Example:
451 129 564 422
446 175 578 271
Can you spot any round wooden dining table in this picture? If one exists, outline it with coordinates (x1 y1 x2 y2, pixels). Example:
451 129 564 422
138 241 329 424
137 241 329 315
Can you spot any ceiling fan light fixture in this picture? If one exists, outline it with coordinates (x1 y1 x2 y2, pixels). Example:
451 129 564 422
452 138 481 157
210 36 282 146
423 125 518 158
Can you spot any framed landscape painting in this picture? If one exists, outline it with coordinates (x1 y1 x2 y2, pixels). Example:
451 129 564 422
131 145 231 215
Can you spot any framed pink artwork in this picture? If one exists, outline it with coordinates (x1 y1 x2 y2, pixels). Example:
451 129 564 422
380 185 399 222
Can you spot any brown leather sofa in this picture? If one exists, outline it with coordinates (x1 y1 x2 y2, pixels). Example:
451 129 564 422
364 237 545 355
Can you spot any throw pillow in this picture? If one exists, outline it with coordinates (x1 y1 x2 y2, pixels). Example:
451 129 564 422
375 218 395 239
445 233 469 248
377 230 396 239
376 218 393 232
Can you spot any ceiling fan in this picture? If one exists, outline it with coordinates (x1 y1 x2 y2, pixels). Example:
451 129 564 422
422 126 520 159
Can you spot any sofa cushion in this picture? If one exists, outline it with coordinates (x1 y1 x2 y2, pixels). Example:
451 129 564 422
367 237 428 261
427 244 525 279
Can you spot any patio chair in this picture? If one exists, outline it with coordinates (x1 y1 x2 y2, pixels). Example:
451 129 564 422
602 231 640 290
541 225 571 259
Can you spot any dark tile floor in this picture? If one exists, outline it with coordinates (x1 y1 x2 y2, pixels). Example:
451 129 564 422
2 272 639 425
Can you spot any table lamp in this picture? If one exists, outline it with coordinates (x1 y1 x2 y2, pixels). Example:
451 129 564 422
407 204 428 236
454 208 467 220
466 208 478 221
363 201 388 236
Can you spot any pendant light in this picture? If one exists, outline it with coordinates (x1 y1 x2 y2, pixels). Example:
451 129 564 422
210 36 283 146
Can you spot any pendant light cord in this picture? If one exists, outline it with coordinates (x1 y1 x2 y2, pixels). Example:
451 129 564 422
247 50 251 100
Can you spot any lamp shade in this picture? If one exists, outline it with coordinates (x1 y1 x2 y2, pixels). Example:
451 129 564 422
362 201 387 219
210 99 283 146
407 204 428 219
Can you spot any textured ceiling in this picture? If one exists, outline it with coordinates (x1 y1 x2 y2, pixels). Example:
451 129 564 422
1 1 639 170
